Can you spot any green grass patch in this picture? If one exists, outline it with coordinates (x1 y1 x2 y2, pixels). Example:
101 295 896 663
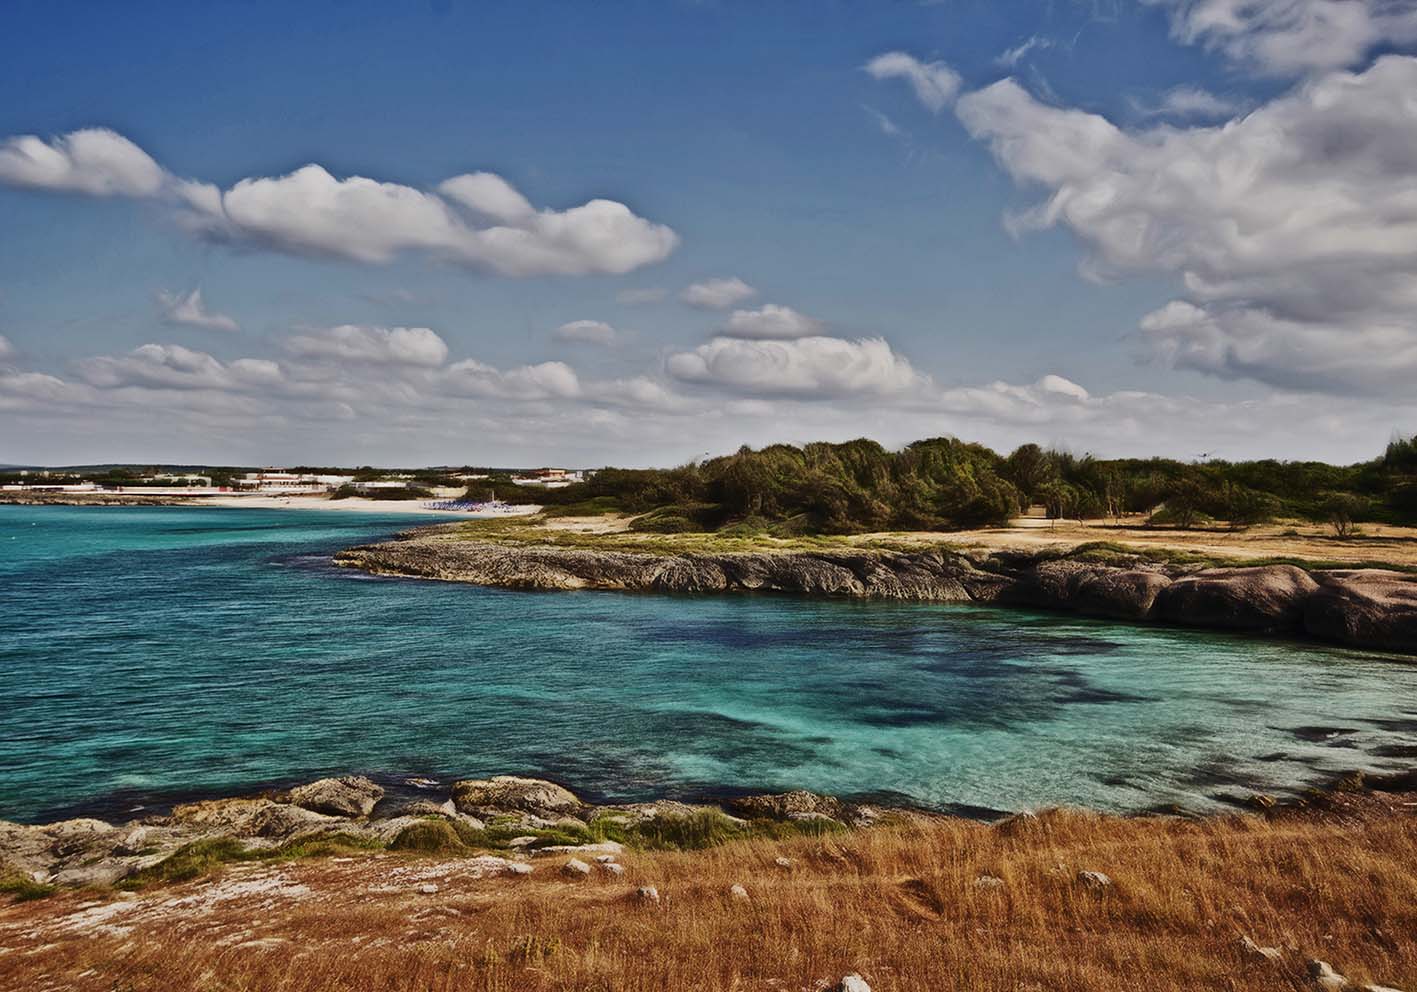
120 831 385 889
1 872 57 902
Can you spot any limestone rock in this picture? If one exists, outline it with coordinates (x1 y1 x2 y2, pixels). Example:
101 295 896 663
284 775 384 817
837 974 872 992
973 874 1005 890
1077 870 1112 890
637 885 660 904
1240 935 1282 962
451 776 582 819
1155 565 1318 632
728 790 845 823
600 862 625 877
562 858 591 878
1305 570 1417 653
372 798 457 821
730 883 749 901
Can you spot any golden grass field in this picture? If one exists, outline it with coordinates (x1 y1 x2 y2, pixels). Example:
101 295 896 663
4 791 1415 992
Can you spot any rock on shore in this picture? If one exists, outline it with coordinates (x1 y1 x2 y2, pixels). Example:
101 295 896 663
333 534 1417 654
0 777 895 891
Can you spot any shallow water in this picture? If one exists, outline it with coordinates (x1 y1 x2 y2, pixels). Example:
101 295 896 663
2 504 1414 823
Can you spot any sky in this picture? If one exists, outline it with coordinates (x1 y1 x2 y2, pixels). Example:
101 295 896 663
2 0 1416 468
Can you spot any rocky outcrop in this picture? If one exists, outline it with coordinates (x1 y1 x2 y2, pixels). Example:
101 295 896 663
1154 565 1319 632
1304 570 1417 653
1 775 902 891
451 776 583 821
282 776 384 817
334 534 1417 654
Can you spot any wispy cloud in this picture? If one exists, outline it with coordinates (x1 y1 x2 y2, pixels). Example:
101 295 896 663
157 288 240 333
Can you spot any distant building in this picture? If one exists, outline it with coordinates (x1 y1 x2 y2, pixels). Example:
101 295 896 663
510 468 585 488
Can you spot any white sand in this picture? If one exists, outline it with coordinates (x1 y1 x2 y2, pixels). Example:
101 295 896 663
194 494 539 517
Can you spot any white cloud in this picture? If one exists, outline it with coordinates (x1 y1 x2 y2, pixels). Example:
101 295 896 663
954 56 1417 394
998 35 1053 68
1133 85 1244 119
0 334 12 360
0 130 679 278
555 319 619 346
616 287 668 305
722 304 824 340
0 128 166 197
285 325 450 367
157 288 240 333
864 52 963 113
667 335 927 398
1148 0 1417 75
441 358 582 400
77 344 283 392
681 276 757 310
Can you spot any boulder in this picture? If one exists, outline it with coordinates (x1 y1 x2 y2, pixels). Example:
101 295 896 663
284 776 384 817
1309 960 1348 991
1155 565 1319 632
1304 570 1417 653
728 790 845 823
1076 870 1112 890
1240 935 1282 962
837 975 872 992
562 858 591 878
372 798 456 821
451 776 582 819
50 860 137 888
1072 569 1172 620
600 862 625 877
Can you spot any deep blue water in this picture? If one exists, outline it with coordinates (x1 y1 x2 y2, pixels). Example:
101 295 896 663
2 504 1415 824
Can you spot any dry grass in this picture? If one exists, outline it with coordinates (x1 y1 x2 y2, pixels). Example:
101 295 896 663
446 512 1417 572
4 799 1415 992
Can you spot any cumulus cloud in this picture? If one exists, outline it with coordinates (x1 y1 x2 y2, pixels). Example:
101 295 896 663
681 277 757 310
157 288 239 333
0 129 678 277
863 52 962 113
722 304 824 340
1147 0 1417 75
0 128 166 197
285 325 450 367
667 335 926 398
954 56 1417 394
77 344 283 392
555 319 619 346
441 358 581 400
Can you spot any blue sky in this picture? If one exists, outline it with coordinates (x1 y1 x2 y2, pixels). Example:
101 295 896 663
3 0 1416 466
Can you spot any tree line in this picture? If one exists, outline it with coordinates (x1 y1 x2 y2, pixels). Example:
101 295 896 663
475 434 1417 537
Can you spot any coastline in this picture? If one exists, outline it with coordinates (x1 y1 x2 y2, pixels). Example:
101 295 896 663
333 523 1417 655
0 491 537 518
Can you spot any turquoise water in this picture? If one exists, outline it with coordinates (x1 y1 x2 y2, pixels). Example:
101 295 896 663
2 504 1414 824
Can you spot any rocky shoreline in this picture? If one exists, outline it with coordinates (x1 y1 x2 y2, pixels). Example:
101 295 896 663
333 529 1417 655
0 774 900 891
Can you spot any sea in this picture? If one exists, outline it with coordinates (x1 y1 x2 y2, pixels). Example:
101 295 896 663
2 504 1414 824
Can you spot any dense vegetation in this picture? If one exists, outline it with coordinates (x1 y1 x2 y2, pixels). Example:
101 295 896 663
477 434 1417 536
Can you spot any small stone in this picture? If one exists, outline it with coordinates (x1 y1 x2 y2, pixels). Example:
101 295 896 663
637 885 660 904
418 883 439 894
1240 935 1282 962
562 858 591 878
1309 960 1348 991
595 854 617 864
837 974 871 992
600 862 625 877
730 883 749 901
1077 870 1112 890
973 874 1005 890
773 856 796 869
503 862 533 876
